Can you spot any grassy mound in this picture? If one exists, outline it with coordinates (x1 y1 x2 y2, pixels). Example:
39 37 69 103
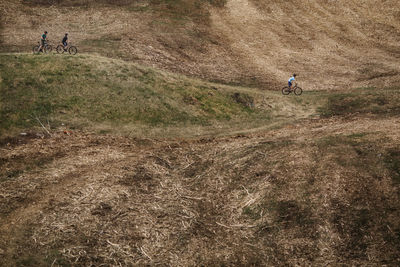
0 53 279 137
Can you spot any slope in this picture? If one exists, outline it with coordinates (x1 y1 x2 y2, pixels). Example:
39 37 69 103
0 53 313 138
1 52 400 266
0 111 399 266
1 0 400 89
1 1 400 265
210 0 400 89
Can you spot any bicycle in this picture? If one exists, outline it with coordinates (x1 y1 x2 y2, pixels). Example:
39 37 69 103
282 83 303 95
56 43 78 55
33 41 52 54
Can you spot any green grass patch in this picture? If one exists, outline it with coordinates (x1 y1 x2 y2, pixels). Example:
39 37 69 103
0 54 272 137
317 88 400 117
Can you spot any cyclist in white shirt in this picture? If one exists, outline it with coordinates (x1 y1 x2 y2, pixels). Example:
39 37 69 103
288 74 297 90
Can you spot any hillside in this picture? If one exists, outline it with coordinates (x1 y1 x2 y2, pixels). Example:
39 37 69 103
0 54 400 266
0 53 312 138
1 0 400 266
1 0 400 89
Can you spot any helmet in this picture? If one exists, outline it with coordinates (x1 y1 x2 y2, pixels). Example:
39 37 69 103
65 33 68 35
44 31 48 34
293 73 297 77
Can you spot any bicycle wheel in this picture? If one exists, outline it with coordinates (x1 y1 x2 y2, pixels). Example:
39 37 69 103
56 45 65 54
282 86 291 95
68 46 77 55
46 45 52 53
33 45 40 54
294 87 303 95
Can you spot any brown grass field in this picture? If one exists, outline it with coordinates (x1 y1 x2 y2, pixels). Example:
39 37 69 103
0 0 400 266
0 114 399 265
1 0 400 89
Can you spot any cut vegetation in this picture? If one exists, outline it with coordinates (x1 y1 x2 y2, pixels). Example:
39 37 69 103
0 0 400 266
0 113 399 266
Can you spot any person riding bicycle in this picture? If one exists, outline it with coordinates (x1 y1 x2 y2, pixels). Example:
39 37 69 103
288 73 297 90
62 33 68 50
39 31 48 52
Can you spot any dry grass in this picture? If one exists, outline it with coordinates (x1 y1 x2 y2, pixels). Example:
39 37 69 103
0 115 399 265
1 0 399 89
210 0 400 89
1 0 400 265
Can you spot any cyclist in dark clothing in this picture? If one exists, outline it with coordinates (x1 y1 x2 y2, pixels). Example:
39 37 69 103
39 31 48 52
62 33 68 50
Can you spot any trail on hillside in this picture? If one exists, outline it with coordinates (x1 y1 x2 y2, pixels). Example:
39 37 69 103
210 0 400 90
1 0 400 89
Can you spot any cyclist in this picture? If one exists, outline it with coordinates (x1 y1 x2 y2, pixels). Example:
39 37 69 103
62 33 68 50
288 73 297 90
39 31 48 52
